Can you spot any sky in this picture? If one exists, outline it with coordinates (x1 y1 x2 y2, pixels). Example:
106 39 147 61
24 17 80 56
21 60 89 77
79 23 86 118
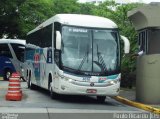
78 0 160 3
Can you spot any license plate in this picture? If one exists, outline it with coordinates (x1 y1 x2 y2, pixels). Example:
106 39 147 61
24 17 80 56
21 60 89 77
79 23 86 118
86 89 97 93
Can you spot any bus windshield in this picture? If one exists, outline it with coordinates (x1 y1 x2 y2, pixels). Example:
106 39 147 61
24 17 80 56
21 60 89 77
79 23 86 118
61 26 120 75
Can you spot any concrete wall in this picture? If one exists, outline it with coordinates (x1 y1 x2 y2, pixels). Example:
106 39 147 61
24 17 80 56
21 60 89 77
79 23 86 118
136 54 160 104
128 4 160 30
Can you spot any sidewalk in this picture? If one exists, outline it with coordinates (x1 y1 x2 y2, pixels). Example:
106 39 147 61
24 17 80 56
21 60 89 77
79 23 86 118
118 88 160 110
119 88 136 101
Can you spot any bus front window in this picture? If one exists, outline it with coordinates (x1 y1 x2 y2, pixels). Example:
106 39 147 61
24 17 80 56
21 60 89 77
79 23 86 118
61 26 92 72
61 26 119 75
93 30 118 72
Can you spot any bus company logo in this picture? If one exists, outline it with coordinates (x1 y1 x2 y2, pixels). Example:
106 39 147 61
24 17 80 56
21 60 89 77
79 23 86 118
99 77 107 81
98 77 107 83
83 77 90 82
34 54 40 68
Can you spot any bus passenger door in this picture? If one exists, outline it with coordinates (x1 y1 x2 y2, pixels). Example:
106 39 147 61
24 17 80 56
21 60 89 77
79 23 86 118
9 43 25 77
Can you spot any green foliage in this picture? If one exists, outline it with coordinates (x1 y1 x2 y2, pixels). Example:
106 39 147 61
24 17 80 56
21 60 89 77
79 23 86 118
18 0 54 38
77 3 95 15
0 0 53 38
91 1 116 17
52 0 80 14
0 0 23 38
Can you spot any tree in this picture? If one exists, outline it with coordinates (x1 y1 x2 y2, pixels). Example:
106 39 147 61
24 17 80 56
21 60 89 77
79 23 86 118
91 1 116 17
0 0 53 38
18 0 53 38
52 0 80 14
0 0 25 38
77 3 96 15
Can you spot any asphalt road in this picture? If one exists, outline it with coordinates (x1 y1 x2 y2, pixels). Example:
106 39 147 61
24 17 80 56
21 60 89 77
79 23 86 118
0 81 154 119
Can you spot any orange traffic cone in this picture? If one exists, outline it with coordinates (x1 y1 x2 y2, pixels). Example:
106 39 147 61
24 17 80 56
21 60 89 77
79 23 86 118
6 72 22 101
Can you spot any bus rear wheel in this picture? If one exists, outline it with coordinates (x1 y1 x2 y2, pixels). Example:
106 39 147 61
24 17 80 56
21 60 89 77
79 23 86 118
27 75 35 89
97 96 106 103
4 69 12 81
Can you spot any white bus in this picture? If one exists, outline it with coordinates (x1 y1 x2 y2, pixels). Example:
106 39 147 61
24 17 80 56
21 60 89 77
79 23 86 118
24 14 130 102
0 39 26 80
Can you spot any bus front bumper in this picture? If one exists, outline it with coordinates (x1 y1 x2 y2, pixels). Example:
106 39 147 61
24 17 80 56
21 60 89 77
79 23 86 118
53 79 120 96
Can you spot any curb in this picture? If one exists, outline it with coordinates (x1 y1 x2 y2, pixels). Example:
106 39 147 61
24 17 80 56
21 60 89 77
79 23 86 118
112 96 160 115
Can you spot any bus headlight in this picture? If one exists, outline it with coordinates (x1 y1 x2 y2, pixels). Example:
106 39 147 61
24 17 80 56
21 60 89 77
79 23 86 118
60 75 73 82
110 81 116 85
109 80 116 85
68 79 73 82
108 79 120 85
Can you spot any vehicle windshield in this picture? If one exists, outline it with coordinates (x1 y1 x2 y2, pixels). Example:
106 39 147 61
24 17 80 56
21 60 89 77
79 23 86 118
61 26 120 75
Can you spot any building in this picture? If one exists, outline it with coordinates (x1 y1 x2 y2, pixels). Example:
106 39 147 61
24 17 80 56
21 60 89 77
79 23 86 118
78 0 144 4
86 0 106 5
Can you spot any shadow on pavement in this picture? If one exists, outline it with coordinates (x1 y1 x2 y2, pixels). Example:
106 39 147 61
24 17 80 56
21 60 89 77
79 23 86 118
31 85 121 106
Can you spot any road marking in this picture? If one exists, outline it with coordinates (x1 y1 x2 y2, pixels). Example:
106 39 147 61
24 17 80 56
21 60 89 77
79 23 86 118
112 96 160 115
47 108 143 113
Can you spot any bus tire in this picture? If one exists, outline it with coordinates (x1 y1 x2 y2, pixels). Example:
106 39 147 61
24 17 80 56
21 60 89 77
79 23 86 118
97 96 106 103
28 78 35 90
4 69 12 81
49 82 58 99
27 77 31 88
50 86 54 99
27 73 35 89
48 74 56 99
26 70 29 81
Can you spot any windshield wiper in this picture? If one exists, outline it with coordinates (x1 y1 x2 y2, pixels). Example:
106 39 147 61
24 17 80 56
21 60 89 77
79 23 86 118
96 44 107 72
78 45 89 71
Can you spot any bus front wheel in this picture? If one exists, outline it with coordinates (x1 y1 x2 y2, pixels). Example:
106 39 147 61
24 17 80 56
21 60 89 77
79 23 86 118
97 96 106 103
49 83 58 99
50 86 54 99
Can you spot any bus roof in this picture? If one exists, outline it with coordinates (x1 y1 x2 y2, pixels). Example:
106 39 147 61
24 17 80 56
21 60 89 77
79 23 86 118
0 39 26 45
28 14 118 35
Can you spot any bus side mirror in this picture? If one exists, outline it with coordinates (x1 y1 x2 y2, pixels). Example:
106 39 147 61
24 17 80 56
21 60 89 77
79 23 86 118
56 31 62 50
120 35 130 54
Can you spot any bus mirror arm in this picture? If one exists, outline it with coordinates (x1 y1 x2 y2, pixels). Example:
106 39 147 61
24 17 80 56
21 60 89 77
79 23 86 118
56 31 62 50
120 35 130 54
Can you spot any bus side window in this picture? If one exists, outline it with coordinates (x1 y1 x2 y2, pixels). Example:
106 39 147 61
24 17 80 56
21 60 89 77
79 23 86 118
54 22 61 48
0 44 12 58
54 22 62 68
